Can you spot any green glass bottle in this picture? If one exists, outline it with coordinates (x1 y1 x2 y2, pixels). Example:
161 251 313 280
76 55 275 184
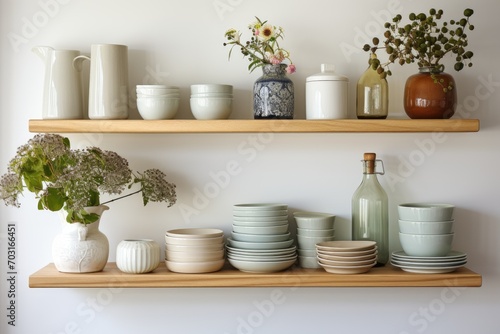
356 53 388 119
351 152 389 266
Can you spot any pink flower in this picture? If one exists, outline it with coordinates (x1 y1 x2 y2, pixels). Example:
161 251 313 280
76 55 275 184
286 64 296 74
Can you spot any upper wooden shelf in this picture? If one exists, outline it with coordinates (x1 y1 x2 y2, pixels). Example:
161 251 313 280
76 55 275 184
28 119 480 134
29 263 482 288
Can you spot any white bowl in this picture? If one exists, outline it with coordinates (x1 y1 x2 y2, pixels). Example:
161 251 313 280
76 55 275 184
190 97 232 120
165 259 225 273
297 249 317 257
297 235 335 249
165 249 224 262
296 228 335 237
228 258 296 273
399 232 454 257
298 256 321 269
398 219 454 235
232 224 289 235
165 243 224 252
398 203 455 221
293 211 336 230
231 231 291 242
136 85 179 95
191 93 233 98
137 97 179 120
226 238 293 250
166 228 224 238
165 235 224 246
190 84 233 94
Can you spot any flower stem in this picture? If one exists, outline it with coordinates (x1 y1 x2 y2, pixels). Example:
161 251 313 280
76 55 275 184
101 189 142 205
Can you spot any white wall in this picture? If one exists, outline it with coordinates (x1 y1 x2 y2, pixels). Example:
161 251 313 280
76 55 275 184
1 0 499 333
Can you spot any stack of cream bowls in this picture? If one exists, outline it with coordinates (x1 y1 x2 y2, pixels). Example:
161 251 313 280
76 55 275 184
293 211 335 268
227 204 297 273
190 84 233 119
316 241 378 274
393 203 466 273
136 85 180 119
165 228 225 273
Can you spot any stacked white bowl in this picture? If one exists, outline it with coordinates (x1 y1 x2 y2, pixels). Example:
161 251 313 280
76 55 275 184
316 241 378 274
165 228 225 273
190 84 233 119
293 211 335 268
393 203 466 273
226 203 297 273
136 85 180 119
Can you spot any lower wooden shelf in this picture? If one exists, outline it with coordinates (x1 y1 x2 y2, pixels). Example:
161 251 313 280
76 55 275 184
29 263 482 288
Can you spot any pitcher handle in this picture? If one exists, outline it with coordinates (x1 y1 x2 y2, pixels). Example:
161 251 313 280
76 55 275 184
73 55 90 72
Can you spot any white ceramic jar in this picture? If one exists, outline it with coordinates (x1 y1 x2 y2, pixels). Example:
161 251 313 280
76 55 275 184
306 64 348 119
116 239 160 274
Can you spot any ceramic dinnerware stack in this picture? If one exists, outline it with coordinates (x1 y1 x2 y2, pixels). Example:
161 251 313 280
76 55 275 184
136 85 180 119
165 228 225 273
190 84 233 119
316 241 377 274
293 211 335 268
227 204 297 273
392 203 466 273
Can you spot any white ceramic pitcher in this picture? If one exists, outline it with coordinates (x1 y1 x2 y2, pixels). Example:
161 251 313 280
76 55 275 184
32 46 84 119
74 44 129 119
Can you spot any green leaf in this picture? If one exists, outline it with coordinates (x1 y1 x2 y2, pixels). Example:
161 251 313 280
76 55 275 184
45 187 65 211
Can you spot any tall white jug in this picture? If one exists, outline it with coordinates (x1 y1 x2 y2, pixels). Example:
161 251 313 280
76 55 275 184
74 44 129 119
32 46 84 119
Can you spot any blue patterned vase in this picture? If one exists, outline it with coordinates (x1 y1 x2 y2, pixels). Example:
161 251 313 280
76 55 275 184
253 64 294 119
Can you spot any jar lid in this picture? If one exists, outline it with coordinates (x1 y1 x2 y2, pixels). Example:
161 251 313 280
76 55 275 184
306 64 348 82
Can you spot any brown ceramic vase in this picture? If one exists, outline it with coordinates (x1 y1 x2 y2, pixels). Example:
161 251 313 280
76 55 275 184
404 67 457 119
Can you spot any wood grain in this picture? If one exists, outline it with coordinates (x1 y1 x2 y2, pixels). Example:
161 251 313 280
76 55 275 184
29 119 480 134
29 263 482 288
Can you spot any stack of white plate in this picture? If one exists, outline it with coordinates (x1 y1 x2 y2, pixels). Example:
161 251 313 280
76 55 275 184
316 241 378 274
227 203 297 273
165 228 225 273
391 250 467 273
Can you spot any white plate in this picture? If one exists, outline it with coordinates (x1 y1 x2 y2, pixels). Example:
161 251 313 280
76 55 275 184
232 224 289 235
391 258 467 268
166 228 224 238
233 203 288 211
316 240 377 252
391 261 465 274
226 238 294 250
318 255 377 266
226 245 296 255
227 254 297 262
319 260 376 274
233 210 289 217
317 247 377 257
228 258 296 273
231 231 291 242
318 251 377 262
392 250 467 262
165 235 224 246
232 219 289 226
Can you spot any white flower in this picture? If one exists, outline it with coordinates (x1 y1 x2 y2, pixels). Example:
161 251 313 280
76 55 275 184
256 24 275 41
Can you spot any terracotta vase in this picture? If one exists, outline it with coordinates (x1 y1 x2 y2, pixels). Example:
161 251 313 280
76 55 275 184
404 67 457 119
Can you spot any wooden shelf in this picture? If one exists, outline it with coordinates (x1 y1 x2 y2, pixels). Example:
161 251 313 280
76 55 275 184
29 263 482 288
28 119 480 134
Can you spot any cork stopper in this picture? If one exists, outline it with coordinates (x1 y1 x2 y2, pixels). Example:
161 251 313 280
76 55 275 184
364 152 376 174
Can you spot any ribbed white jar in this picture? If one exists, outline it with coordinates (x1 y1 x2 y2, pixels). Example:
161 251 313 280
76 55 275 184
116 239 160 274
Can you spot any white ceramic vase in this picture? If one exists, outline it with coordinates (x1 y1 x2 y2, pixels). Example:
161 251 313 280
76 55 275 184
52 205 110 273
116 239 160 274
